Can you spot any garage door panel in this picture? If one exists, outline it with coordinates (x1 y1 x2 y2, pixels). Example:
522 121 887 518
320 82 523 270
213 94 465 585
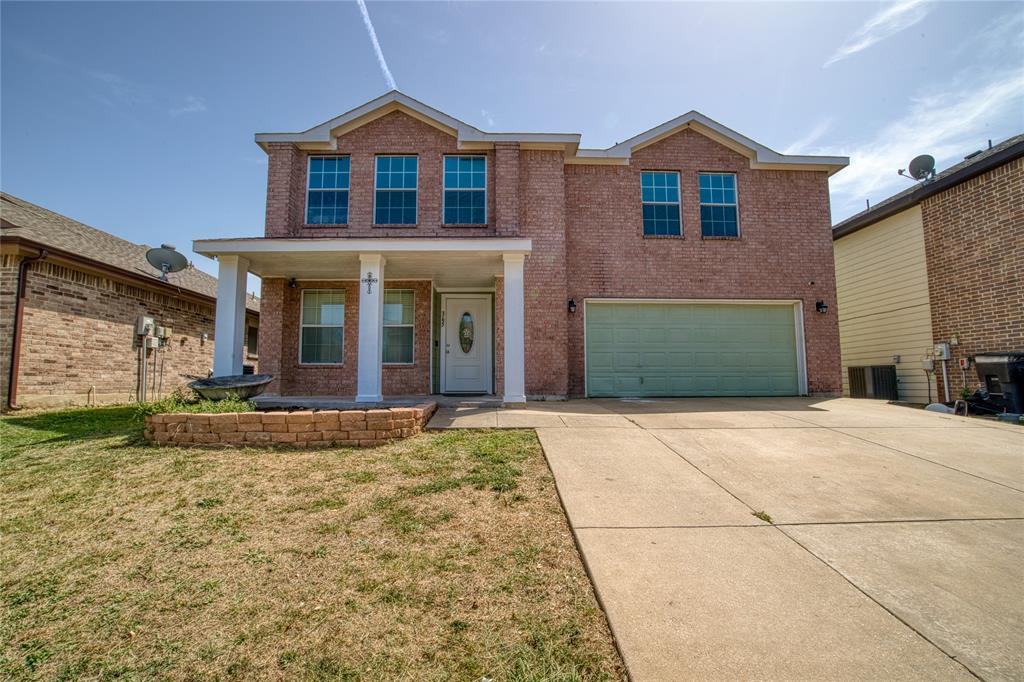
586 302 800 397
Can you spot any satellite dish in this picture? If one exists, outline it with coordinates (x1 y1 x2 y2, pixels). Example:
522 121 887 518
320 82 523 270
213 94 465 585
146 243 188 281
907 154 936 181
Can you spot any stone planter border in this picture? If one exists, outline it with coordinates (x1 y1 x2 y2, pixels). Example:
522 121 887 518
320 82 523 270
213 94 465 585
143 402 437 448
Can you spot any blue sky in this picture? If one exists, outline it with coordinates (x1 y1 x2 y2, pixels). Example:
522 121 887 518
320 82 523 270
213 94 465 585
2 1 1022 293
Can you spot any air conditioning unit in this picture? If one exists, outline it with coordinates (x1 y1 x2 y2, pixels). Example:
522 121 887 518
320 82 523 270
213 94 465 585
848 365 899 400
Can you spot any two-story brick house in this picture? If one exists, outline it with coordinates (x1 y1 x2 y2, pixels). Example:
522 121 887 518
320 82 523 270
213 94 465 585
196 91 848 403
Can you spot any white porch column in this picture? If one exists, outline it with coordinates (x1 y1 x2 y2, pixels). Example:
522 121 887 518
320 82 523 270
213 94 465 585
212 255 250 376
356 253 386 403
502 253 526 404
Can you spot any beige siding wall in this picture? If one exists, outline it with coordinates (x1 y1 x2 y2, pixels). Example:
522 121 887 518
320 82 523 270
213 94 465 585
834 205 936 403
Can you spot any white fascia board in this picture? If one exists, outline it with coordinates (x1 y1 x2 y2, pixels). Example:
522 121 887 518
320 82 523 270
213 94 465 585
193 237 533 257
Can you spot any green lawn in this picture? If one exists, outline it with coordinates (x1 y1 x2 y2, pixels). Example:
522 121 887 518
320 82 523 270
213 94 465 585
1 406 624 681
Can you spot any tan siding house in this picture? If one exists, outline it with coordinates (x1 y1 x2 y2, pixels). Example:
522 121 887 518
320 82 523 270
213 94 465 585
832 134 1023 404
834 205 936 403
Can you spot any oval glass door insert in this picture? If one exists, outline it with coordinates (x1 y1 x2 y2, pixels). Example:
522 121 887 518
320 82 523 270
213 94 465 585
459 312 474 353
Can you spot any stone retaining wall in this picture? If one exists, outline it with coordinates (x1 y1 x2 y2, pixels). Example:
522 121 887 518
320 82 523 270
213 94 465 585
144 402 437 447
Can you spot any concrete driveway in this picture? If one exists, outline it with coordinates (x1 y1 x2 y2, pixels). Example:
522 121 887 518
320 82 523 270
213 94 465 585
429 398 1024 681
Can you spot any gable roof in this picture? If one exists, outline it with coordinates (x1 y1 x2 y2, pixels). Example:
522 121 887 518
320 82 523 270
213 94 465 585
255 90 848 175
0 193 259 312
255 90 582 154
573 110 848 174
832 134 1024 240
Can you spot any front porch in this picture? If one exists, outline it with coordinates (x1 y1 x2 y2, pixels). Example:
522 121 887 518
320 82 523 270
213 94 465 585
194 237 531 404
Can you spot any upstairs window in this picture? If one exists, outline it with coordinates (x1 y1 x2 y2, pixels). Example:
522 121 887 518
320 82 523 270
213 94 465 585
699 173 739 237
375 156 417 225
383 289 415 364
300 289 344 364
306 156 349 225
641 171 681 236
443 156 486 225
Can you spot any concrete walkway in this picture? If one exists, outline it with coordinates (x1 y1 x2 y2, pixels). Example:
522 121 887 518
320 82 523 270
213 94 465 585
428 398 1024 681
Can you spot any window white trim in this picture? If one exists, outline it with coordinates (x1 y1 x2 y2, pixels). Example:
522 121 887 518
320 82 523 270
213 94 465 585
373 154 419 226
298 288 345 366
305 155 350 227
698 171 741 237
442 154 488 226
640 170 682 236
382 288 415 366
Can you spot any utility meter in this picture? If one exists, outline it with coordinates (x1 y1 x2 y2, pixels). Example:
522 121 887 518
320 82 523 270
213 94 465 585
921 358 935 372
135 315 155 336
933 342 951 360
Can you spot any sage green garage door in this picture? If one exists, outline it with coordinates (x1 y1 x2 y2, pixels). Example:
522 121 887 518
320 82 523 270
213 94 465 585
585 302 800 397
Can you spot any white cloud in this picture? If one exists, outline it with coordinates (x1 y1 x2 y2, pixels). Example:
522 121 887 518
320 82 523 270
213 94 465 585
782 118 833 155
824 0 931 68
356 0 397 91
169 95 207 117
86 69 151 106
827 69 1024 217
480 108 495 127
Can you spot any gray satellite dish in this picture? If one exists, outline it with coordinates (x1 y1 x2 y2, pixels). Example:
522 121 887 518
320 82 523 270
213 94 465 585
907 154 936 181
146 243 188 281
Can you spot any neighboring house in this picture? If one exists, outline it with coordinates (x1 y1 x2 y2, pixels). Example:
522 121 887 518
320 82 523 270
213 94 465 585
832 135 1023 404
195 91 847 403
0 193 260 410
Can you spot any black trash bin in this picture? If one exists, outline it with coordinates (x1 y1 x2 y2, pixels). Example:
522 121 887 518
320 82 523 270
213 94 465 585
973 352 1024 414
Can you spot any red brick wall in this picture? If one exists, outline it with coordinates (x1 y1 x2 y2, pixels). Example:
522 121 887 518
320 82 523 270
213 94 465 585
265 112 497 238
259 278 431 397
0 256 257 409
519 150 569 397
922 156 1024 399
564 129 841 396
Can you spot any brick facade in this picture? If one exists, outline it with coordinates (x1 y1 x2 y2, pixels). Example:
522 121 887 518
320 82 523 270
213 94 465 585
922 156 1024 399
0 254 257 409
259 110 841 398
258 278 431 397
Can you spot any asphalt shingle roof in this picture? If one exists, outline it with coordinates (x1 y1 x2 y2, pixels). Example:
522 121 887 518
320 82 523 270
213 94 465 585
0 193 258 312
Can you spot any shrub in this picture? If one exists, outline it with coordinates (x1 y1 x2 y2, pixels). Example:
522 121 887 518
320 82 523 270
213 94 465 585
137 386 256 417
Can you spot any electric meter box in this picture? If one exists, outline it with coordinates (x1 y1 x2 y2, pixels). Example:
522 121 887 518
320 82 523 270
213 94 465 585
933 343 951 360
136 315 155 336
144 337 159 349
921 359 935 371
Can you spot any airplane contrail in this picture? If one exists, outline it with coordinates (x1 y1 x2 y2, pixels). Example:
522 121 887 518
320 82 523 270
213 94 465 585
355 0 397 90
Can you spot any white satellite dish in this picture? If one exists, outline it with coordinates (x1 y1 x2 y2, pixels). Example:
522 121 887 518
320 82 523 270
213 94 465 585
146 243 188 281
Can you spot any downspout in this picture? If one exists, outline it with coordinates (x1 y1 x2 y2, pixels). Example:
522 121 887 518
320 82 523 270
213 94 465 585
7 249 48 410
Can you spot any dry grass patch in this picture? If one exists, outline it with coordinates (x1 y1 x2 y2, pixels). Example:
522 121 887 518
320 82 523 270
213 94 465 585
1 406 624 681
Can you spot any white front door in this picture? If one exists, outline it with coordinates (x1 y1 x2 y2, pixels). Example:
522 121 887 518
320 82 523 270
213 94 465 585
442 295 491 394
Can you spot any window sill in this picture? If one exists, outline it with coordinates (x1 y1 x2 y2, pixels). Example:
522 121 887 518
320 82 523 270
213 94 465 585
297 362 344 367
443 224 489 228
701 235 742 241
303 224 348 229
374 224 419 228
643 234 684 239
383 363 416 367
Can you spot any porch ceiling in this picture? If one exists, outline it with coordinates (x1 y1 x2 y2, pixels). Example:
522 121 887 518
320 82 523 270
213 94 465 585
193 237 531 287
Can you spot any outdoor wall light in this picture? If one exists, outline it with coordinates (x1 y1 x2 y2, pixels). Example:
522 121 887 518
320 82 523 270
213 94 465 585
288 278 297 289
816 300 829 314
567 298 577 314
